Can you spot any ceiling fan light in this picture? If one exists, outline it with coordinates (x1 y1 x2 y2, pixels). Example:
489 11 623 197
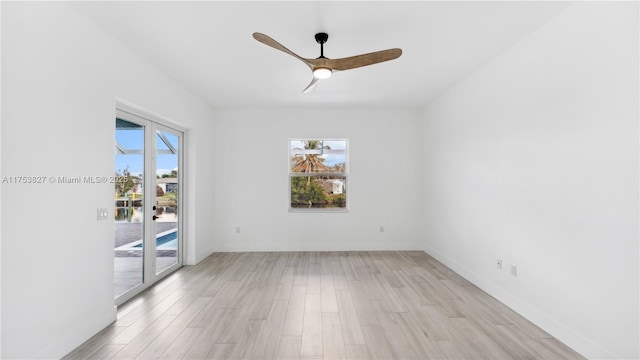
313 67 332 79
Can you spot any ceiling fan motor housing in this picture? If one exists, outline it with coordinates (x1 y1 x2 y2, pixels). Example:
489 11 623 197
315 32 329 44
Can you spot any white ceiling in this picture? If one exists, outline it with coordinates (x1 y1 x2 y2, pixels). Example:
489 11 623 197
71 1 570 108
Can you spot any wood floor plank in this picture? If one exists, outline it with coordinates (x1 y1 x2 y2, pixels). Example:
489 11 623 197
86 344 125 359
135 296 212 359
335 288 366 345
394 312 445 359
300 293 323 358
331 255 348 290
345 280 378 326
114 288 186 328
216 288 262 344
276 335 302 360
340 256 358 281
282 285 306 336
536 338 586 360
252 300 289 360
432 290 467 318
428 258 473 286
344 344 372 360
320 274 338 313
354 267 385 301
306 263 321 295
373 273 406 313
163 289 201 316
346 253 365 268
409 305 453 342
274 282 294 303
250 283 280 320
434 339 469 360
321 312 346 359
455 287 512 327
216 277 252 310
401 272 440 306
200 274 231 298
502 305 555 340
226 319 266 359
62 325 127 359
369 300 418 359
362 253 381 275
275 267 295 302
110 289 184 344
111 314 177 359
394 275 435 310
66 251 585 360
492 323 547 359
292 254 308 286
206 343 236 360
360 325 395 359
188 281 238 328
158 327 203 360
320 252 334 275
446 317 513 359
182 308 235 359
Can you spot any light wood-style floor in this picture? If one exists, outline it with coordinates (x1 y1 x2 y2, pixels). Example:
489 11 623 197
66 251 584 359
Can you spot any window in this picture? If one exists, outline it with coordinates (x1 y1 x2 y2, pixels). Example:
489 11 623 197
289 139 348 211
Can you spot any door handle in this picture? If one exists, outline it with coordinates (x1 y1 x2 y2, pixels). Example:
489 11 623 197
152 215 159 221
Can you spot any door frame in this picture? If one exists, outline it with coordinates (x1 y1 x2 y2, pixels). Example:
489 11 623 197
115 101 185 306
153 122 184 280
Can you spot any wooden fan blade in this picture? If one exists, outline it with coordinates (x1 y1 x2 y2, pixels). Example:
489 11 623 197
302 77 319 94
325 48 402 71
252 32 313 69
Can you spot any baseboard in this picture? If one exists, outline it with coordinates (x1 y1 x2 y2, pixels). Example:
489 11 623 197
212 241 422 252
421 244 618 360
185 243 216 265
34 305 117 359
185 255 197 265
193 243 216 264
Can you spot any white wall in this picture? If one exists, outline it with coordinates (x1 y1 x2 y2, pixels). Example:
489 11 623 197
422 2 638 359
1 2 216 358
0 3 3 356
211 108 423 252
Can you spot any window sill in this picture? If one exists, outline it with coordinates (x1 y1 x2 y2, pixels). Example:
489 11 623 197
288 208 349 213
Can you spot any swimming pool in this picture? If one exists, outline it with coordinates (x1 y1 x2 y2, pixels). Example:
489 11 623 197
114 229 177 251
132 230 177 249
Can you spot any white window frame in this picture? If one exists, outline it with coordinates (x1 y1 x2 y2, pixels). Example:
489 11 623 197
288 139 349 212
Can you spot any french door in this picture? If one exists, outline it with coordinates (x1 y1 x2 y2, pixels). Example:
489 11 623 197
114 108 183 305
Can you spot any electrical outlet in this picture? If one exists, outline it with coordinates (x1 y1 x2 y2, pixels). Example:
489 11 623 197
510 264 517 276
496 259 502 269
380 226 384 233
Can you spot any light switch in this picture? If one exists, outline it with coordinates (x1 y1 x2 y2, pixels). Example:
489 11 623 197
97 208 108 220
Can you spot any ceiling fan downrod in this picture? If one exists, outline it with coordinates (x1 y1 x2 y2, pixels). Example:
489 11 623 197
315 32 329 59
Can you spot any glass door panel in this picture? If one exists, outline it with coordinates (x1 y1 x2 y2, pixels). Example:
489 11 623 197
154 129 180 275
114 108 183 305
114 118 145 299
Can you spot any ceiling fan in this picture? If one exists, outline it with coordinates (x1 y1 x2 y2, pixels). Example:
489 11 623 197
252 32 402 93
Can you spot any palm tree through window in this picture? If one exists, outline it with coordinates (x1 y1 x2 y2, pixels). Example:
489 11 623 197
289 139 348 210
